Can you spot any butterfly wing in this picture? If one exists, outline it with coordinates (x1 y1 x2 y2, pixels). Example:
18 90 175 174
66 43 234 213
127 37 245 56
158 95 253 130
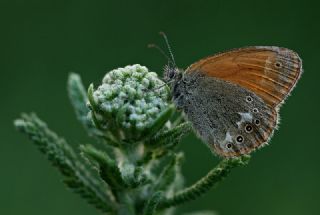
186 46 302 108
177 46 302 157
177 72 277 157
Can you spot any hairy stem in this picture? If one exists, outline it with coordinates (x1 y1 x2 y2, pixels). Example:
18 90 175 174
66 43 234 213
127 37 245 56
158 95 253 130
158 155 250 209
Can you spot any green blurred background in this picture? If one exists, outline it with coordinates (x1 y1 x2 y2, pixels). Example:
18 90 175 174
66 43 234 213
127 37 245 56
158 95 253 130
1 0 319 214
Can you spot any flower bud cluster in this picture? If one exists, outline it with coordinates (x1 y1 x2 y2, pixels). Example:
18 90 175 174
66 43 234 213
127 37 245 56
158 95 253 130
88 64 170 140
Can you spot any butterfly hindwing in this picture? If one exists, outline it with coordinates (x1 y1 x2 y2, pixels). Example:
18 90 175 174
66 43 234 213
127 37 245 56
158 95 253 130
173 71 277 157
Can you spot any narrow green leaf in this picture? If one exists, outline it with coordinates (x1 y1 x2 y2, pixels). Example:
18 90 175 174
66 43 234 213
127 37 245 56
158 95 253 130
143 104 175 139
148 122 192 147
80 144 126 190
154 153 184 191
145 122 192 160
14 114 115 212
158 155 250 209
88 84 97 111
67 73 99 136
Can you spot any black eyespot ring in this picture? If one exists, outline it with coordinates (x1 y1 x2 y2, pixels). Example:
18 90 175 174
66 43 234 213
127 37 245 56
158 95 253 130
275 62 282 68
255 119 260 125
253 108 259 113
246 96 253 103
245 124 253 133
226 143 232 149
236 135 244 143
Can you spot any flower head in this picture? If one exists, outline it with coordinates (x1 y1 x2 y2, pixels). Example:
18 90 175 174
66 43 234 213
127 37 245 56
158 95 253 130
88 64 170 141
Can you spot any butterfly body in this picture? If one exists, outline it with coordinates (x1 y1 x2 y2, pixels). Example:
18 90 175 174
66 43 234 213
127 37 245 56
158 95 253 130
167 46 302 157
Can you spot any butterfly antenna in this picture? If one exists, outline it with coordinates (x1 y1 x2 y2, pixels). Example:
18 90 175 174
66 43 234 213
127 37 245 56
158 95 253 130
159 31 176 67
148 43 174 66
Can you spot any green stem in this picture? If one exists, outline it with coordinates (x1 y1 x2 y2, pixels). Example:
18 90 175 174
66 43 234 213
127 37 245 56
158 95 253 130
143 191 163 215
115 192 136 215
158 155 250 209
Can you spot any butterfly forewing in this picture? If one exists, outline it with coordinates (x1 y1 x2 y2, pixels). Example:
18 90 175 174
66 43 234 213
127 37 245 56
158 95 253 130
186 46 302 108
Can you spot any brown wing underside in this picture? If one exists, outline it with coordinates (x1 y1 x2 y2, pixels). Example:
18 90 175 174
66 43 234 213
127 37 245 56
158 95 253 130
186 46 302 108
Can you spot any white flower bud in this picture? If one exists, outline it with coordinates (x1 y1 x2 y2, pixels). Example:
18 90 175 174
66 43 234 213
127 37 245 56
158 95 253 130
87 64 170 141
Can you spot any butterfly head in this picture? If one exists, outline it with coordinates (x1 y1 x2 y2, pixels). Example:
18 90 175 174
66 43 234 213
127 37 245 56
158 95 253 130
149 32 183 86
163 64 182 84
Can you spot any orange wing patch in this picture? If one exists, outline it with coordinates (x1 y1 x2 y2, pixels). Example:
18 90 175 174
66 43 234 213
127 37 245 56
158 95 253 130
186 46 302 108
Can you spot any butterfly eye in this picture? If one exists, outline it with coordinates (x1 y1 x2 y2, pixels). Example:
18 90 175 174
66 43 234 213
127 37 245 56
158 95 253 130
236 135 244 143
168 70 175 79
252 108 259 113
245 124 253 133
275 62 282 68
254 119 260 125
246 96 253 103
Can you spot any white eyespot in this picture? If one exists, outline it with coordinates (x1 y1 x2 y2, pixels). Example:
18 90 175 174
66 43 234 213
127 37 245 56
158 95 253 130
274 61 282 68
246 96 253 103
236 135 244 143
245 124 253 133
226 143 233 149
252 108 259 113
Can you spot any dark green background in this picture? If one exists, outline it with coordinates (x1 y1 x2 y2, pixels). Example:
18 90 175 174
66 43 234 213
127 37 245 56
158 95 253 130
1 0 319 214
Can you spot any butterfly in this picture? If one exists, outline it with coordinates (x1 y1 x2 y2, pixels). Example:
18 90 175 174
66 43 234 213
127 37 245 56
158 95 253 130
152 33 302 158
